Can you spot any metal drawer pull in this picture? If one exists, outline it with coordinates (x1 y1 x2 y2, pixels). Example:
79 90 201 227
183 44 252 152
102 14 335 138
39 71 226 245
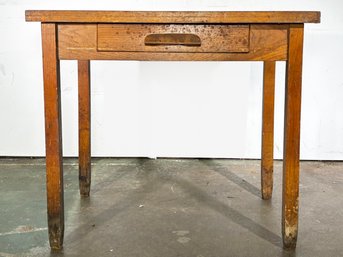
144 33 201 46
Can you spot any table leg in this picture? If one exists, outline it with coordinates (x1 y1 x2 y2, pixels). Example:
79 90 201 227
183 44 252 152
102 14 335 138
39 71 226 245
261 61 276 200
78 60 91 197
282 24 304 249
41 23 64 250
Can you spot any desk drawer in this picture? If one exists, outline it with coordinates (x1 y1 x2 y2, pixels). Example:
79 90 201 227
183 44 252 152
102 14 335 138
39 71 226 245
97 24 250 53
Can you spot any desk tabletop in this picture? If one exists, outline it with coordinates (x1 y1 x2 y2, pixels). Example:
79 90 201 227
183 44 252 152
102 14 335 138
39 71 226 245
25 10 320 24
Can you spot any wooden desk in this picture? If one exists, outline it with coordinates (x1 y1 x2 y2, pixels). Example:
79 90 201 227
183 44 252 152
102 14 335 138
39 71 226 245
25 10 320 250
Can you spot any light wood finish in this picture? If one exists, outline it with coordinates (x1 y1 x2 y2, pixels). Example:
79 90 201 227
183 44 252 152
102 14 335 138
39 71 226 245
58 24 287 61
282 24 304 249
78 60 91 197
261 61 276 200
97 24 250 53
41 23 64 250
26 10 320 250
26 10 320 24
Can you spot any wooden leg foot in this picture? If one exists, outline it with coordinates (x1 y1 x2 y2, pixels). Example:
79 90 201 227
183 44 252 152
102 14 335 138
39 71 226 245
283 225 298 249
48 218 64 250
79 177 90 197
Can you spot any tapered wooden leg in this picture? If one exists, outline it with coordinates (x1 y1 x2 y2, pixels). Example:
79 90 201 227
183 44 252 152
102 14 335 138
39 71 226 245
261 61 276 200
78 60 91 197
41 23 64 250
282 24 304 249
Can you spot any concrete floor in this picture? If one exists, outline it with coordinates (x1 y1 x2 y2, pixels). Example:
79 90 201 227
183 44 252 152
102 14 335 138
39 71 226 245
0 158 342 257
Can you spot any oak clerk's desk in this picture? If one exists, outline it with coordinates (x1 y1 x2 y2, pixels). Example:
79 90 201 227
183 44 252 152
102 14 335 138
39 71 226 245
25 10 320 250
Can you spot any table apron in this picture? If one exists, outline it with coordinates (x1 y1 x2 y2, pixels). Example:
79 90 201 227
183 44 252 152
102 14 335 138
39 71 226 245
57 24 288 61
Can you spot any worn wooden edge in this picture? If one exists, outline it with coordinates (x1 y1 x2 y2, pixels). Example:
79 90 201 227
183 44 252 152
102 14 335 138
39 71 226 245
25 10 320 23
58 51 288 62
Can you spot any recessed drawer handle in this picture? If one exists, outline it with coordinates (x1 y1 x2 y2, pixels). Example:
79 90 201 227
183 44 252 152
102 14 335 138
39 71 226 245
144 33 201 46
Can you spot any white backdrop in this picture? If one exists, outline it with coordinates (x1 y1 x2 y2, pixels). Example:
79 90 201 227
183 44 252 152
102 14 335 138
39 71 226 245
0 1 343 160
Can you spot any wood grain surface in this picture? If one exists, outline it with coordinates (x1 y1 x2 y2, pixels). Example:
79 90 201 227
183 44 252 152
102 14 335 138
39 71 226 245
97 24 250 53
26 10 320 24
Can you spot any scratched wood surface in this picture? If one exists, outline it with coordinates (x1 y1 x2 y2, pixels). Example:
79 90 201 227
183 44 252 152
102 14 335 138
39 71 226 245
58 24 288 61
26 10 320 24
97 24 250 53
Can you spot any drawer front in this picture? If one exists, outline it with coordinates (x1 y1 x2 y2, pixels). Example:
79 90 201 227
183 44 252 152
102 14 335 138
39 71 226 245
97 24 250 53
